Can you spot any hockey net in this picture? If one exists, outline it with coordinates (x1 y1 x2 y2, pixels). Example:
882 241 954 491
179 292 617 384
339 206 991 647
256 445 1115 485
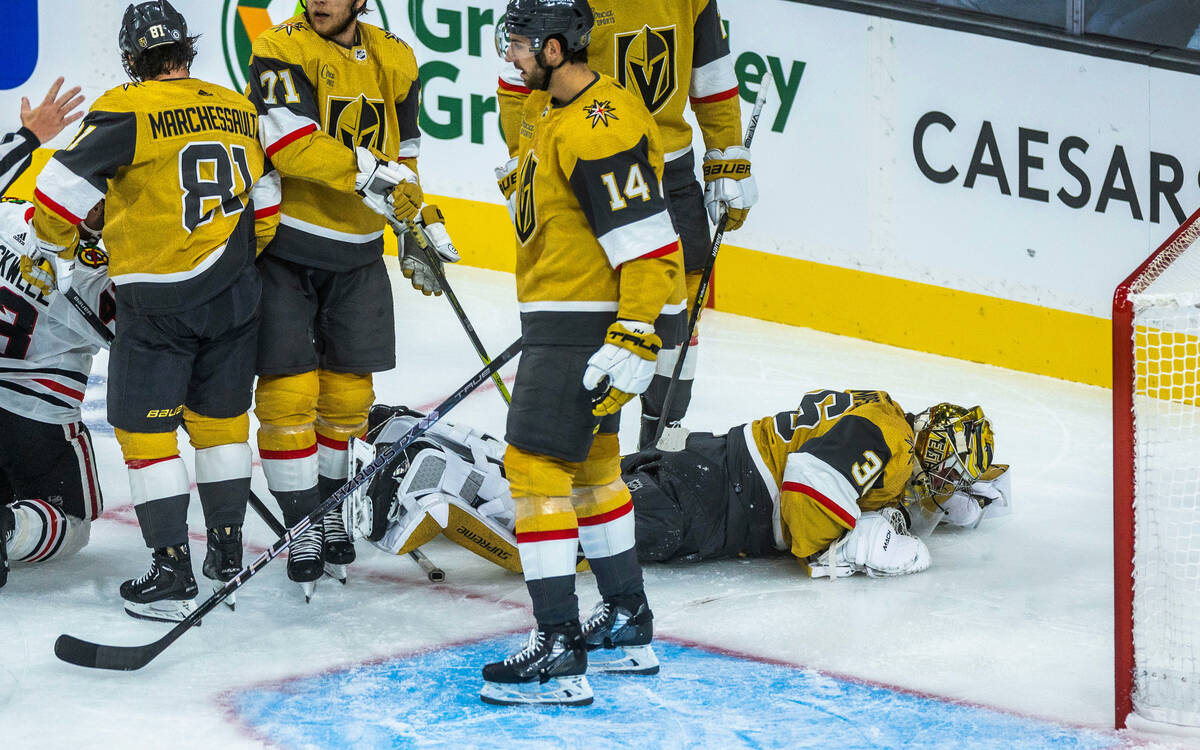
1113 206 1200 731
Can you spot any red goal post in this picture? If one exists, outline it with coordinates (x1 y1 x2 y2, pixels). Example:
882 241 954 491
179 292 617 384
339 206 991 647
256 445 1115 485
1112 205 1200 732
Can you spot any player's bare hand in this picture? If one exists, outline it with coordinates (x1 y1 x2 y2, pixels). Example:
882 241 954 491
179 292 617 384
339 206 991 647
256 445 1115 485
20 77 85 144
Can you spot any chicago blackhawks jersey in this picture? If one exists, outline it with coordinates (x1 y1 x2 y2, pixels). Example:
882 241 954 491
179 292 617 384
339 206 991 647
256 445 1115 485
33 78 265 315
249 16 421 271
0 200 114 424
737 389 916 560
513 74 685 345
499 0 741 170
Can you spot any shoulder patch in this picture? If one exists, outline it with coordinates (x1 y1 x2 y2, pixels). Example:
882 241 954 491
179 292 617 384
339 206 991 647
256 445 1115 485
77 246 109 269
0 197 30 206
272 20 308 36
583 99 619 128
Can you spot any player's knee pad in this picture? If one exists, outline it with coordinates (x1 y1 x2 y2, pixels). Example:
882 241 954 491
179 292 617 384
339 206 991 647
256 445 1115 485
254 372 319 451
504 444 574 499
183 408 249 449
573 433 621 487
8 498 91 562
113 428 179 462
316 370 373 440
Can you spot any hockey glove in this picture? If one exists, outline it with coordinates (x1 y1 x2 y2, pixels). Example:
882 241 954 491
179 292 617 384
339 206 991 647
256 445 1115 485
495 156 519 224
19 236 75 296
702 146 758 231
583 320 662 417
416 204 459 263
399 233 441 297
355 147 410 216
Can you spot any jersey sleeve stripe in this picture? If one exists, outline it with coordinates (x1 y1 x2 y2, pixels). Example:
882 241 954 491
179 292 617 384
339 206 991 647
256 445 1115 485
498 74 530 94
35 158 104 221
690 57 740 100
690 88 739 105
783 451 863 527
598 210 679 268
33 378 84 402
0 128 37 195
630 240 680 263
264 120 318 157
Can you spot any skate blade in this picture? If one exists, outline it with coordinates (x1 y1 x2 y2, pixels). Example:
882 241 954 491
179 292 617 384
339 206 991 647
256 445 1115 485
480 674 593 706
324 562 347 584
124 597 198 624
211 579 237 610
588 644 659 675
301 579 318 603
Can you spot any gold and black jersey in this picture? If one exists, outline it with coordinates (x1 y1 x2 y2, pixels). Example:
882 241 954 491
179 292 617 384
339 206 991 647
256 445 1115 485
514 74 685 346
499 0 741 177
248 16 421 271
735 389 917 560
33 79 265 314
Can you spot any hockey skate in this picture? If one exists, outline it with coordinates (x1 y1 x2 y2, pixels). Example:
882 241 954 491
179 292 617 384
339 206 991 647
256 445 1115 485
322 509 355 584
202 525 243 610
581 597 659 675
120 545 199 623
480 621 593 706
287 522 324 602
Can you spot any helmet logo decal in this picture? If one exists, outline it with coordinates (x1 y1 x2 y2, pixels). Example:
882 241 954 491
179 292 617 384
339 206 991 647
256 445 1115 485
327 94 386 151
615 24 677 115
514 153 538 244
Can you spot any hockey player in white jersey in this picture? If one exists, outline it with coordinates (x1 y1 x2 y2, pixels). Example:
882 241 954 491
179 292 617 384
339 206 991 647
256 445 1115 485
0 197 111 588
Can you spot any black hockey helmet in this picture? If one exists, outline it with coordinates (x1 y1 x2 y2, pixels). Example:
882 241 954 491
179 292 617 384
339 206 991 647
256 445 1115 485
503 0 593 55
119 1 191 79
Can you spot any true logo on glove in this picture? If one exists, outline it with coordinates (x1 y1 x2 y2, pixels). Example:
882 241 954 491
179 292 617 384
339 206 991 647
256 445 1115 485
607 328 660 355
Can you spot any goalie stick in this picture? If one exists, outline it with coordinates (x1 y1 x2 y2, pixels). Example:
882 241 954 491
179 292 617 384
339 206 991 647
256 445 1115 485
389 214 513 406
53 338 522 671
650 72 774 449
247 490 445 583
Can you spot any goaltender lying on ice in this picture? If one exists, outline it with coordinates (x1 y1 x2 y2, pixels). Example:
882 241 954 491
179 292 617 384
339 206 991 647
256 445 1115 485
341 391 1010 580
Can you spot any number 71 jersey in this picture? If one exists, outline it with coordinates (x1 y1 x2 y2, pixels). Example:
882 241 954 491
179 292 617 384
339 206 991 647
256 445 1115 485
743 389 917 557
33 79 265 315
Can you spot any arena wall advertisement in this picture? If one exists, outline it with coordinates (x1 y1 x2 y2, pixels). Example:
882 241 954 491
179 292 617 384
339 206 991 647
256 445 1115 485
4 0 1198 386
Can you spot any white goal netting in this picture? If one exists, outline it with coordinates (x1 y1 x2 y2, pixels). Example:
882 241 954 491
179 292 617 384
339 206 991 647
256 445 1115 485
1121 216 1200 729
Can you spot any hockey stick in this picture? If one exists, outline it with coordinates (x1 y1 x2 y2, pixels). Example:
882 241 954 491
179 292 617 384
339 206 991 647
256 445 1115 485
64 287 113 345
246 489 444 583
54 338 522 671
388 214 512 406
650 73 773 449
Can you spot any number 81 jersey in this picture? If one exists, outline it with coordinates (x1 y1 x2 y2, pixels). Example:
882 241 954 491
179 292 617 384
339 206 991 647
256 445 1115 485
743 389 917 559
33 79 265 315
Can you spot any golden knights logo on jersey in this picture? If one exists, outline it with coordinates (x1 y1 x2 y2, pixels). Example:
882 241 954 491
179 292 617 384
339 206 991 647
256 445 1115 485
327 94 386 151
515 154 538 244
615 24 678 115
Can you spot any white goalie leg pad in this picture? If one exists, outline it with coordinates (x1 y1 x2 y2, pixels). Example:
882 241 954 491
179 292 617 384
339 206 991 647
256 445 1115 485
480 674 593 706
839 511 931 577
375 491 451 556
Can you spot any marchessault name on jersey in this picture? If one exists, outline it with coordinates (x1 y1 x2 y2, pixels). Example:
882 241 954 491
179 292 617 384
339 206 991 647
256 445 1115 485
147 104 257 140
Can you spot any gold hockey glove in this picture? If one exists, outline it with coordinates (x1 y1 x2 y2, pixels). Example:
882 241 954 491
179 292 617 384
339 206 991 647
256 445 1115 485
582 320 661 416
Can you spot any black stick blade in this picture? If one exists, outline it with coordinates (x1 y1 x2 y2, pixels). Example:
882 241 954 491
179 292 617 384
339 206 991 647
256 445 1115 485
55 633 161 671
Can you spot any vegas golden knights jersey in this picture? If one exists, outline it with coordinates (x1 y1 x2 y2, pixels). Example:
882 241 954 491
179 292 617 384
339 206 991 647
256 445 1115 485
513 74 685 345
249 16 421 271
738 389 917 561
499 0 741 171
33 79 265 315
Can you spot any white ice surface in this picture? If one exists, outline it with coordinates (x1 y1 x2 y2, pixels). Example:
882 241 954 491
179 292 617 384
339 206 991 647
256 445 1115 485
0 258 1185 747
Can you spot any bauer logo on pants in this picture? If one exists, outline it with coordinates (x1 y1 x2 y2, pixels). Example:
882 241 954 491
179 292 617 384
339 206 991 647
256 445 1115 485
615 24 677 115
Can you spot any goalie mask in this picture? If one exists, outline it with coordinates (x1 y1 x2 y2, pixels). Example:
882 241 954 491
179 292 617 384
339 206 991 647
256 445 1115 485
911 403 993 499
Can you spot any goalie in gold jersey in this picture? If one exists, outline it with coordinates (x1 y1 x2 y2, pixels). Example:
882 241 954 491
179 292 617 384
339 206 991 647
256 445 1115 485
246 0 458 598
26 1 281 622
497 0 757 450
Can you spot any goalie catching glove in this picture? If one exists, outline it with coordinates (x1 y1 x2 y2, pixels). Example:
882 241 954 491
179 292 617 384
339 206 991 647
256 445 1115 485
400 205 459 296
702 146 758 231
583 320 661 416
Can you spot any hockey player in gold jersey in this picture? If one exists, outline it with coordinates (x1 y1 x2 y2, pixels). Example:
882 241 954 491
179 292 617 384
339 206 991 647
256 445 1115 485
497 0 757 449
480 0 687 707
26 1 281 622
246 0 458 597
